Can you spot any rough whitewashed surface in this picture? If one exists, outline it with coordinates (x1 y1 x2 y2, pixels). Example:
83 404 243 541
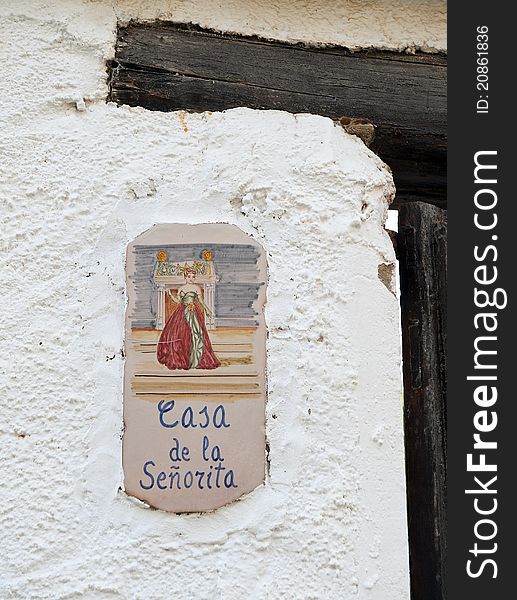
0 2 410 598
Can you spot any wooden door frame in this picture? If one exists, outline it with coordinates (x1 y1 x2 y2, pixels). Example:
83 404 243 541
108 23 447 599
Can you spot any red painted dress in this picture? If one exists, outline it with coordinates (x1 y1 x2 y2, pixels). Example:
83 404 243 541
157 290 220 370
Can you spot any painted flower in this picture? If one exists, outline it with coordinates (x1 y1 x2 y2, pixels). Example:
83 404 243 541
202 249 213 261
157 250 167 262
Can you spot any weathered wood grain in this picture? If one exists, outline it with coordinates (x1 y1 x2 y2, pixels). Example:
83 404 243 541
398 202 447 600
108 23 447 208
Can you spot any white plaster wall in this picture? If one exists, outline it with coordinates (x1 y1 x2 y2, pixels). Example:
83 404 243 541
1 2 412 598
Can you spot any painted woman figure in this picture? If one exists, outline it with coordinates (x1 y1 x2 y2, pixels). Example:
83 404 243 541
157 267 220 370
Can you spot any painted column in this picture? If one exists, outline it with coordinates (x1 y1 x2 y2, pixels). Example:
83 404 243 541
156 285 165 329
204 282 216 329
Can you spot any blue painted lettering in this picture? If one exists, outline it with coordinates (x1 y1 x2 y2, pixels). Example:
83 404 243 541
139 460 155 490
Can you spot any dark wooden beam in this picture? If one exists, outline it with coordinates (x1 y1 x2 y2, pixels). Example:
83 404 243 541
108 23 447 209
398 202 447 600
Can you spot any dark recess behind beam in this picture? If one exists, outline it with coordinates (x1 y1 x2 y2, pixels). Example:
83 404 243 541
108 22 447 209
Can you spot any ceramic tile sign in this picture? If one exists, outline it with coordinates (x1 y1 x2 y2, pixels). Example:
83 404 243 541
123 224 267 512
